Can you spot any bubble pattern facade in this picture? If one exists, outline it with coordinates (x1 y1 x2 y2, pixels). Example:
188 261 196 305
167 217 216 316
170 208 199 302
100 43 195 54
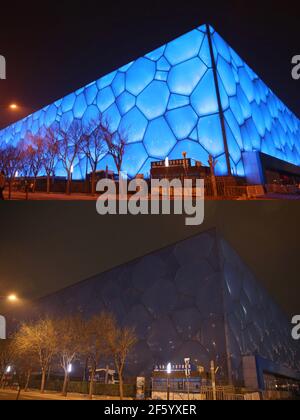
8 230 300 384
0 25 299 179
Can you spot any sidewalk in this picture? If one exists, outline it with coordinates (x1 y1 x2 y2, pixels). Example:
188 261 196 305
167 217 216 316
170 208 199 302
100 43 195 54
3 191 97 201
0 388 131 400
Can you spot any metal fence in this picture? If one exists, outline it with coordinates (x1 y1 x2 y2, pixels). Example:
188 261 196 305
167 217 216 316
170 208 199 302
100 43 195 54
152 386 249 401
199 386 245 401
265 184 299 194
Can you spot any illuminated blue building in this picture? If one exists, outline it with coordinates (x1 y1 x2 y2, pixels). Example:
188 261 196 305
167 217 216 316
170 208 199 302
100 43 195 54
1 24 300 183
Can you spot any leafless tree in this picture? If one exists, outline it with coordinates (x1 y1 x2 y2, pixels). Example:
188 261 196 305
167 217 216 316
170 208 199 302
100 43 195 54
106 319 137 400
85 312 114 400
13 338 38 392
14 319 57 394
0 339 15 388
26 135 44 192
0 143 22 199
58 120 84 195
102 120 128 175
80 119 107 195
42 126 60 194
17 140 34 199
56 315 87 397
0 142 6 173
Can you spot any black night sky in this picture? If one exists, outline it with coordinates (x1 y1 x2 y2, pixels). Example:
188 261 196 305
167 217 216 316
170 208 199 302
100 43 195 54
0 0 299 128
0 1 300 319
0 202 300 319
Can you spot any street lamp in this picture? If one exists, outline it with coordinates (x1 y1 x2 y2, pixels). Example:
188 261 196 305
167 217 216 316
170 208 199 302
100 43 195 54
5 365 12 374
7 294 18 303
0 294 19 303
0 103 30 129
9 103 19 111
184 358 191 401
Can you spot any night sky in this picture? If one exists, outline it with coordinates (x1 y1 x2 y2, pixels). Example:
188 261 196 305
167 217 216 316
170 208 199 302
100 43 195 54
0 0 299 128
0 201 299 318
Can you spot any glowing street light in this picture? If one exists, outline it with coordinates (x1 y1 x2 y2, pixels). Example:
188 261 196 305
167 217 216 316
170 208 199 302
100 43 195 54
166 363 172 375
9 103 19 111
7 294 18 303
0 294 19 303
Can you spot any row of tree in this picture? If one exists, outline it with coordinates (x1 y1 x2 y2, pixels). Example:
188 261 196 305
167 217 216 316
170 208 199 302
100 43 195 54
0 115 128 197
0 312 137 400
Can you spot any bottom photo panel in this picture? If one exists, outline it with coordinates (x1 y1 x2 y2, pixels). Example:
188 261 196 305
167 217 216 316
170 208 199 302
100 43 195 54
0 202 299 405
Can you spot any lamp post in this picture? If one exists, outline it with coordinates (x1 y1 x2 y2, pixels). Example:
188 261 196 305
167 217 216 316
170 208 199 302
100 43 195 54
184 358 191 401
0 103 32 130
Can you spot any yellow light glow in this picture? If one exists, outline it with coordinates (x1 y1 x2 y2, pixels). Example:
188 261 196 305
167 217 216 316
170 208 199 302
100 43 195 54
7 294 18 302
9 104 18 110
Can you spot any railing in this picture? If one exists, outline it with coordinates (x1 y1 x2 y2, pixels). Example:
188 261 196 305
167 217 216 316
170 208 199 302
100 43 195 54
152 386 249 401
199 386 245 401
265 184 299 194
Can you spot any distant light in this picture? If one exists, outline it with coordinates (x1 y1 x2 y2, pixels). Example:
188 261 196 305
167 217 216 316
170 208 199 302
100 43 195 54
165 157 169 168
15 171 19 178
7 294 18 303
167 363 172 375
9 104 18 110
67 364 73 374
5 366 12 374
71 165 74 174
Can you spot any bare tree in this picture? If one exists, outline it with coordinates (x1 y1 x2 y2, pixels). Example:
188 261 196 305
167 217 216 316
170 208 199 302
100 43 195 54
13 338 37 392
85 313 114 400
56 315 87 397
18 141 34 200
106 320 137 400
14 319 57 394
0 339 15 388
0 142 6 173
81 119 107 195
27 135 44 192
0 143 22 199
102 121 128 175
42 126 59 194
58 120 83 195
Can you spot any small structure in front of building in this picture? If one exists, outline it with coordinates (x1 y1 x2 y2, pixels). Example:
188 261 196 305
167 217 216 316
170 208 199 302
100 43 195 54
151 361 208 401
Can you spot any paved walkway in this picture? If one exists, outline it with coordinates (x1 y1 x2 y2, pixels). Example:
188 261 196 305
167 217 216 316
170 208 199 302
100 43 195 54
3 191 97 201
2 190 300 201
0 388 129 400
